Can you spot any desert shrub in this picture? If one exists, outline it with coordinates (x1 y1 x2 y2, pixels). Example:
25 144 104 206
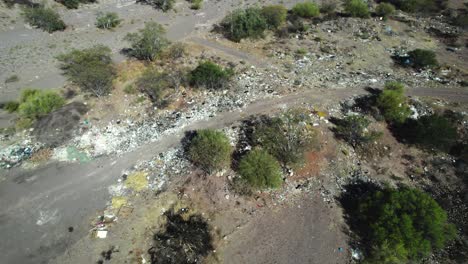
3 101 19 113
375 2 396 19
188 129 232 173
136 68 171 106
57 45 115 97
261 5 287 29
252 110 318 166
55 0 95 9
188 0 202 10
17 89 65 119
292 2 320 18
238 148 282 189
137 0 175 11
320 1 337 15
189 61 233 90
23 6 66 33
165 42 187 60
381 0 447 13
408 49 438 69
95 12 121 29
452 13 468 29
221 8 267 42
344 0 370 18
123 84 137 94
356 186 456 262
5 75 19 83
332 115 382 148
376 82 411 124
125 22 171 61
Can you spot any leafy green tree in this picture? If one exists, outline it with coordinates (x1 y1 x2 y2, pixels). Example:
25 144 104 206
358 186 456 262
221 8 268 42
252 110 318 166
261 5 287 29
375 3 396 19
344 0 370 18
23 6 66 33
57 45 115 97
189 61 233 90
376 82 411 124
333 115 382 148
95 12 121 29
408 49 438 69
238 148 282 189
18 89 65 119
411 114 458 152
292 2 320 18
125 22 171 61
188 129 232 173
137 0 175 11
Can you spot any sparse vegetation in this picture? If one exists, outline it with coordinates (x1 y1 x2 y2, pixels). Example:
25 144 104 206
292 2 320 18
137 0 175 12
3 101 19 113
344 0 370 18
375 3 396 19
261 5 288 29
125 22 171 61
221 8 268 42
376 82 411 124
17 89 65 119
332 115 382 148
23 6 66 33
238 148 283 189
408 49 438 69
55 0 95 9
165 42 187 60
188 129 232 173
188 0 202 10
382 0 448 13
57 45 116 97
95 12 121 29
136 68 171 106
5 75 19 83
189 61 233 90
320 1 337 15
354 186 456 263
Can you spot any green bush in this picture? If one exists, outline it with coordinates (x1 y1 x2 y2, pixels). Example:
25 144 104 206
320 1 337 15
137 0 175 11
123 84 137 94
189 61 233 90
125 22 171 61
5 75 19 83
358 186 456 262
57 45 116 96
375 3 396 19
188 129 232 173
23 6 66 33
238 148 282 189
382 0 447 13
408 49 438 69
252 110 318 166
136 68 171 106
3 101 19 113
344 0 370 18
165 42 187 60
95 12 121 29
261 5 287 29
17 89 65 119
292 2 320 18
333 115 382 148
376 82 411 124
221 8 268 42
411 114 458 152
55 0 95 9
189 0 202 10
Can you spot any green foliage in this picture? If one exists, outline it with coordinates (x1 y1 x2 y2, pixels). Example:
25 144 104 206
189 61 233 90
3 101 19 113
138 0 175 11
333 115 382 148
5 75 19 83
381 0 447 13
261 5 287 29
221 8 268 42
136 68 171 106
238 148 282 189
95 12 121 29
125 22 171 61
165 42 187 60
55 0 95 9
292 2 320 18
358 187 456 262
344 0 370 18
17 89 65 119
57 45 115 97
23 6 66 33
410 114 458 152
123 84 137 94
408 49 438 68
376 3 396 19
189 0 202 10
320 1 337 15
252 110 318 166
376 82 411 124
188 129 232 173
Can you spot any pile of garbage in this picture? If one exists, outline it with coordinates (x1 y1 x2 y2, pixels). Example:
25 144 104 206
0 141 41 169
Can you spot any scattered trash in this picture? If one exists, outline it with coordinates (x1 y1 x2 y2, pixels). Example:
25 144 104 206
96 230 108 239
